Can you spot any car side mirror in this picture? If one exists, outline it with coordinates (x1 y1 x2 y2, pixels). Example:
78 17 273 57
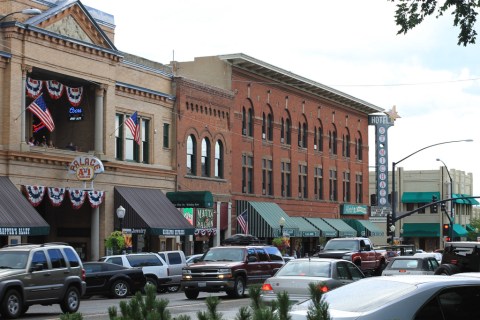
30 263 44 272
247 256 257 263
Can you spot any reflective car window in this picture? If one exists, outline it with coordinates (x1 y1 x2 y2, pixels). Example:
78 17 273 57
167 252 182 264
63 247 80 267
391 259 419 269
277 261 330 277
346 263 364 280
31 251 48 269
336 262 350 280
264 246 283 261
438 286 480 319
255 248 269 262
48 248 67 268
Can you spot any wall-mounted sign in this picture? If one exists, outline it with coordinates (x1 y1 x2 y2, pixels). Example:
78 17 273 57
341 204 368 215
68 156 104 181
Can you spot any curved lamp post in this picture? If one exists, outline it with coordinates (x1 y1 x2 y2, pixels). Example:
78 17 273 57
0 8 42 22
116 205 126 231
390 139 473 241
279 217 285 237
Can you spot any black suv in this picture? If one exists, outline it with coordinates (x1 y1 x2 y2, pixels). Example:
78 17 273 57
435 241 480 275
181 245 284 299
0 243 86 319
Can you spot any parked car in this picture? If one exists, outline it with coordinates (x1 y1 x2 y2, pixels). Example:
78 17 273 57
83 262 146 298
382 256 439 276
157 250 187 292
413 252 442 264
181 245 284 299
435 241 480 275
288 275 480 319
0 243 86 319
260 258 365 304
100 253 170 292
186 254 204 265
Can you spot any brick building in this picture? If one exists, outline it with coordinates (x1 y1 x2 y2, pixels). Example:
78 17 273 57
0 0 194 260
174 54 384 255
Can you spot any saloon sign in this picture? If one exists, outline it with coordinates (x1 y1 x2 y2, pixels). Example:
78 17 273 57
68 156 104 181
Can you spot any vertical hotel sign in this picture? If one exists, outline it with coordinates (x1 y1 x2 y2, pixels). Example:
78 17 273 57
368 113 394 216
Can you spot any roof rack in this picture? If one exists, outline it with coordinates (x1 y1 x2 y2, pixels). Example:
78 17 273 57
2 243 35 248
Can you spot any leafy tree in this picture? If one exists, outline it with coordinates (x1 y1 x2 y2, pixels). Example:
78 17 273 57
390 0 479 46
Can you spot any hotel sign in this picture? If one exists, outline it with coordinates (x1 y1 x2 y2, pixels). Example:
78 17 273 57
68 156 104 181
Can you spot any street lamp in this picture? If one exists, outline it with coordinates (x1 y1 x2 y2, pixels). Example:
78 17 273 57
116 205 126 231
279 217 285 237
390 139 473 241
437 158 455 239
0 8 42 22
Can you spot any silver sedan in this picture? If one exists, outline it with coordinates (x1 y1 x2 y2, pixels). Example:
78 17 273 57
260 258 364 304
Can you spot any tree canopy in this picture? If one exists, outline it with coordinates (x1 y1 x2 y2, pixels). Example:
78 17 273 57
391 0 479 46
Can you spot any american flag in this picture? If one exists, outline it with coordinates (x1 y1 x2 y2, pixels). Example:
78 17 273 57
237 209 249 234
125 111 140 145
27 94 55 132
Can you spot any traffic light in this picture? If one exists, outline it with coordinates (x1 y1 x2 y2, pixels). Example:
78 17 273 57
441 202 446 212
442 223 450 236
431 195 438 213
444 236 451 242
386 213 393 233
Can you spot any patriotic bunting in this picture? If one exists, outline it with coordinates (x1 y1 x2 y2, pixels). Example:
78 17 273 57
66 86 83 106
26 77 43 99
87 190 105 208
23 185 46 207
47 187 66 207
68 189 87 209
46 80 64 100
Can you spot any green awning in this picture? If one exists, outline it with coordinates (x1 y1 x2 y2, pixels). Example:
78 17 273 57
401 192 440 204
452 194 480 205
166 191 214 208
466 224 476 232
237 201 299 238
290 217 320 237
343 219 385 237
402 223 440 237
305 218 338 237
322 218 357 237
453 224 468 237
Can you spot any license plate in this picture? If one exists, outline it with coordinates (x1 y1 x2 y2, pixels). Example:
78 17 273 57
198 282 206 287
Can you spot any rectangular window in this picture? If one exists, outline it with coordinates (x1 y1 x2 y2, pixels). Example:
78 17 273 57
281 161 291 197
242 154 254 194
329 168 337 201
343 171 350 202
298 164 307 198
314 167 323 200
355 173 363 203
116 113 149 163
262 159 273 195
163 123 170 148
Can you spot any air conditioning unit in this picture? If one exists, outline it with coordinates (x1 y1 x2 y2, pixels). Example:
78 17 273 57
262 189 266 195
242 128 247 135
243 186 247 193
298 141 303 148
282 190 286 197
314 195 318 200
298 192 302 198
314 144 317 150
262 133 266 139
281 138 284 143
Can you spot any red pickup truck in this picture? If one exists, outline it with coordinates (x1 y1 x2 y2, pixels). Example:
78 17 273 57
316 237 387 276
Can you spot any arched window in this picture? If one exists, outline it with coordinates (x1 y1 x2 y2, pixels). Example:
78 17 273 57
201 138 211 177
186 135 196 175
302 122 307 148
267 113 273 141
262 113 266 139
318 126 323 151
286 118 291 145
247 108 254 137
356 133 363 161
242 107 247 135
298 122 302 147
214 140 224 178
281 118 285 143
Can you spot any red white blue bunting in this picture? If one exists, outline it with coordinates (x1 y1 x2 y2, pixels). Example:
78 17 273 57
23 185 46 207
46 80 64 100
87 190 105 208
68 189 87 209
66 87 83 106
47 187 66 207
26 77 43 99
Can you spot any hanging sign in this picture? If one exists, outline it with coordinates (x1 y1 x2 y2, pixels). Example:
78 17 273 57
68 156 104 181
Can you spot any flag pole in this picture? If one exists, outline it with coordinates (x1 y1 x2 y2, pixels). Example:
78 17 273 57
108 122 124 138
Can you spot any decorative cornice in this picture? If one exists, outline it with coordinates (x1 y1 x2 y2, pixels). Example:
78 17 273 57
116 82 175 102
175 77 235 100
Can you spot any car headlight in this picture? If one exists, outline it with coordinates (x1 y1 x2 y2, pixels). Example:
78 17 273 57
217 268 232 279
342 255 351 260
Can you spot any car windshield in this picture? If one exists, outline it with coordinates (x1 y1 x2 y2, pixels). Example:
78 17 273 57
323 240 359 251
276 260 331 277
0 252 29 269
322 278 417 312
203 248 244 261
390 259 419 269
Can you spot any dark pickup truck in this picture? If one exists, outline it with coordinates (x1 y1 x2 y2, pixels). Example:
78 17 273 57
316 237 387 275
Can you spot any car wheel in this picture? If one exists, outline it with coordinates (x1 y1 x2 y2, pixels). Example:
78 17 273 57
60 286 80 313
167 285 180 293
227 276 245 298
184 289 199 299
145 277 158 292
434 264 461 275
111 279 130 298
1 289 22 319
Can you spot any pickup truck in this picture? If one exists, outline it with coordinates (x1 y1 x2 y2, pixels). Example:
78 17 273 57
316 237 387 276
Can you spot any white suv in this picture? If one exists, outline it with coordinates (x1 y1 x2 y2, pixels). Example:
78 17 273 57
100 253 170 292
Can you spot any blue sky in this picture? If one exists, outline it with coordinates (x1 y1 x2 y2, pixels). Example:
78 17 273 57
82 0 480 195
